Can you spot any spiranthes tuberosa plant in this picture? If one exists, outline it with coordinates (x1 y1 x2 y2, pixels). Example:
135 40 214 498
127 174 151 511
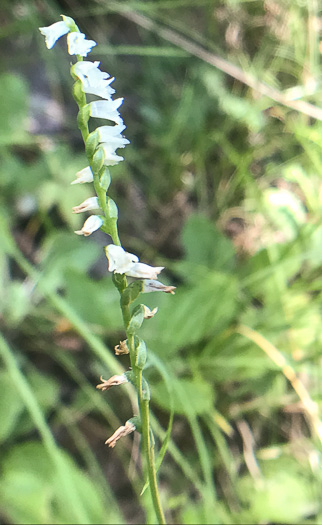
39 15 175 524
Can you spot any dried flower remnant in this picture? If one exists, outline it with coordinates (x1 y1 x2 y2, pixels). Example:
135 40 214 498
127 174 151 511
105 420 136 448
114 340 130 355
96 374 128 391
143 305 158 319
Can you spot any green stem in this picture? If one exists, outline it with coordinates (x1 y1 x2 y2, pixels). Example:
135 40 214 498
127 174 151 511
127 327 166 524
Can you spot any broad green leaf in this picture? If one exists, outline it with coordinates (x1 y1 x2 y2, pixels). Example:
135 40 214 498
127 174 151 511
152 378 215 415
146 270 238 354
181 213 235 273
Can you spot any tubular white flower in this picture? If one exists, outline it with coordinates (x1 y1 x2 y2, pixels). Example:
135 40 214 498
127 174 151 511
89 99 123 124
39 21 70 49
72 197 99 214
142 280 176 294
74 215 103 236
67 32 97 57
125 263 164 280
71 166 94 185
101 145 124 166
105 245 138 273
73 61 115 99
97 127 130 149
97 124 126 138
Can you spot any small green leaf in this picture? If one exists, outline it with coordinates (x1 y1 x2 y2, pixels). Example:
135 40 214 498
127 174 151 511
77 104 90 129
121 281 144 307
85 130 99 158
106 197 118 219
128 304 145 334
99 168 111 191
92 147 105 173
135 337 147 369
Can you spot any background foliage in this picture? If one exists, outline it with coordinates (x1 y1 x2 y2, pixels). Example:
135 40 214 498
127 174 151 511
1 0 322 523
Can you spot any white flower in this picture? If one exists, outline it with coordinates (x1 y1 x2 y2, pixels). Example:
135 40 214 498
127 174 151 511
101 145 124 166
72 197 99 214
105 245 165 278
39 21 70 49
74 215 103 236
97 126 130 148
142 280 176 294
71 166 94 185
105 245 138 273
89 99 123 124
67 32 96 57
125 263 164 280
73 61 115 99
97 123 126 137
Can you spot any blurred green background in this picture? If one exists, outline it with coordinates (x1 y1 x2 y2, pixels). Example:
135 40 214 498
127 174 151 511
1 0 322 523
